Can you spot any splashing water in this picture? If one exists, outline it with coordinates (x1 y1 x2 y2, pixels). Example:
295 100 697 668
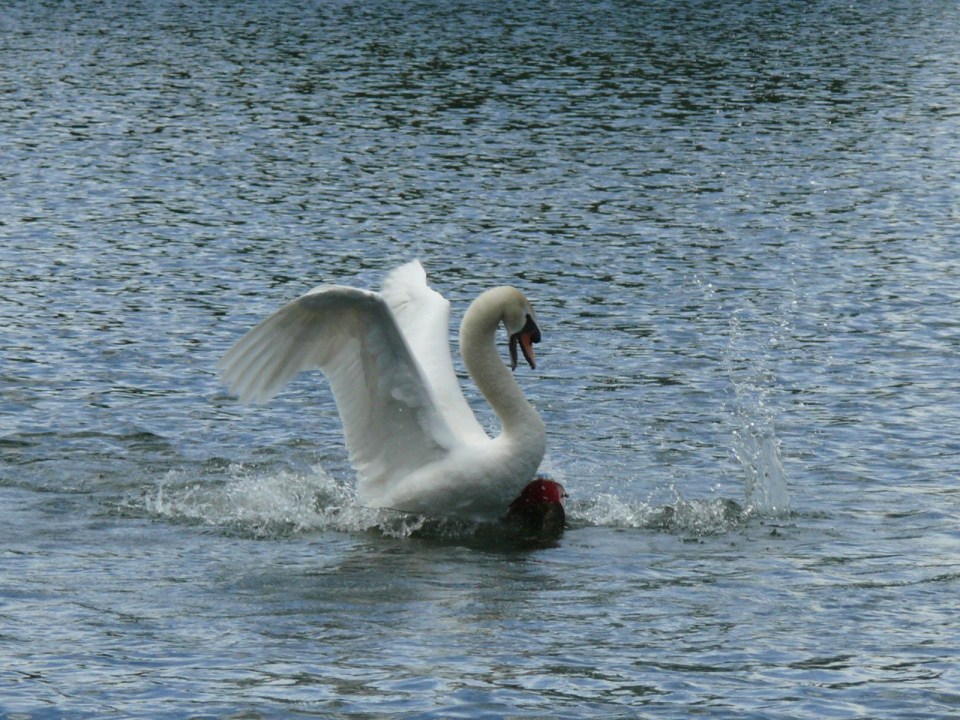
733 423 791 516
725 308 792 517
569 493 743 536
136 465 562 544
131 461 748 543
137 465 421 539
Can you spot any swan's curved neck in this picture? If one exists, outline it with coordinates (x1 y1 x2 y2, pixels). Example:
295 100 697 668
459 288 546 448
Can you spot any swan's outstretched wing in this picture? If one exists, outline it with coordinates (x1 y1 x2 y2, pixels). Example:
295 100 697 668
217 286 458 489
380 261 488 443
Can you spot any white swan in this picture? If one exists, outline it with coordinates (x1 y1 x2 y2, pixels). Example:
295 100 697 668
217 260 561 523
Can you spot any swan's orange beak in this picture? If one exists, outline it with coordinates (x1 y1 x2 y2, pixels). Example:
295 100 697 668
509 315 541 370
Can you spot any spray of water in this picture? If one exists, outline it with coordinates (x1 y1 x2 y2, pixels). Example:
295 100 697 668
139 464 413 539
568 492 743 535
726 309 792 517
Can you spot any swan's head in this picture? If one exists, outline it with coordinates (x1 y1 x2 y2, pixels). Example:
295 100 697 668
502 289 541 371
461 285 542 372
504 476 567 542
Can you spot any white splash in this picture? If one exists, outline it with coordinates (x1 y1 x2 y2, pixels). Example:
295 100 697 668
733 422 791 516
141 464 418 538
725 307 792 517
568 492 743 536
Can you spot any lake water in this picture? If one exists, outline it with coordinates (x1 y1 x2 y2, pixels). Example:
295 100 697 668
2 0 959 717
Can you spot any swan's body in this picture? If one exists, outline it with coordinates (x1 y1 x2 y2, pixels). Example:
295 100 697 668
217 261 555 522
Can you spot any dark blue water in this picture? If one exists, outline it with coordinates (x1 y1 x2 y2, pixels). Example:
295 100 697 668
2 1 959 717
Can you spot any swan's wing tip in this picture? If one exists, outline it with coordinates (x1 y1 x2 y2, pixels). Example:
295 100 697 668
392 258 426 277
382 259 429 294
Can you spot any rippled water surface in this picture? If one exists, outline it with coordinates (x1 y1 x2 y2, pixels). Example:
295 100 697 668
2 1 960 717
